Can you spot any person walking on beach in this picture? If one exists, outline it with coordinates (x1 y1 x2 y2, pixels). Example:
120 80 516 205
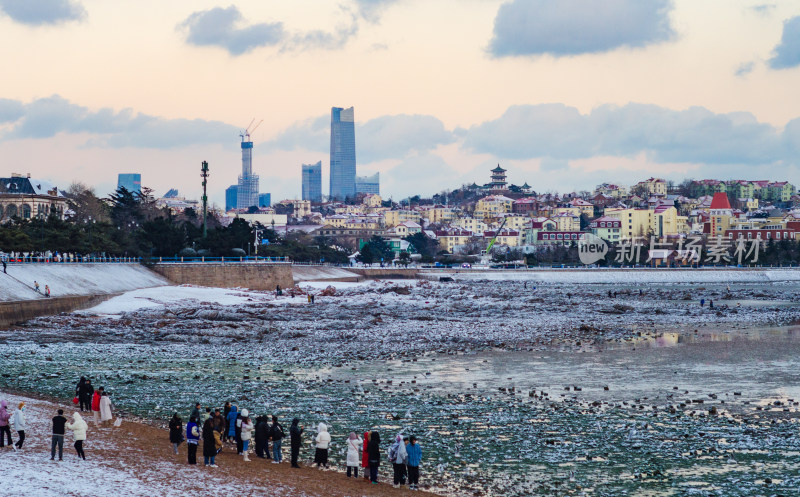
362 431 370 480
45 285 50 297
34 281 40 293
66 412 87 460
81 379 93 412
406 435 422 490
290 418 304 468
169 413 183 454
271 415 285 463
700 298 705 307
346 432 362 478
201 407 211 425
240 410 253 461
202 417 218 467
226 404 238 448
367 431 382 484
51 409 67 460
186 416 200 464
91 387 103 426
390 434 408 487
254 415 268 458
313 422 330 469
0 400 12 448
190 402 201 422
99 391 113 426
11 402 26 450
222 402 231 443
235 409 244 455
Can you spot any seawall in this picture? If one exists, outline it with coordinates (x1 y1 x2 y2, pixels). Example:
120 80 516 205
151 263 294 290
0 294 113 328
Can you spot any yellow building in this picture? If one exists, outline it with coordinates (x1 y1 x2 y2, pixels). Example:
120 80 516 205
552 211 581 232
708 193 733 236
419 206 457 224
485 229 521 247
383 209 422 227
635 178 668 196
474 195 514 220
434 229 473 253
651 205 680 237
605 208 654 239
362 194 382 208
454 216 488 234
569 199 594 217
496 214 530 231
552 207 581 217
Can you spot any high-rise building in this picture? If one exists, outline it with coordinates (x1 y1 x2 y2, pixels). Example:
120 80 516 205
329 106 356 201
236 133 259 209
117 173 141 194
356 173 380 195
302 161 323 203
225 185 238 212
258 193 271 208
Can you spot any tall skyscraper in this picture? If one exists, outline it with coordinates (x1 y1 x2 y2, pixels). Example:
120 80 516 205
225 185 238 211
356 173 380 195
258 193 271 208
117 173 141 194
329 106 356 201
302 161 323 202
236 133 259 209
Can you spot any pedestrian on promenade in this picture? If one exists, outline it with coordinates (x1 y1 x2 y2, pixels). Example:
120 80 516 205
51 409 67 460
362 431 370 480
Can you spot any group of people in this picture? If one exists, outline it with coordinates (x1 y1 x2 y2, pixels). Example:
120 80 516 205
75 377 114 426
32 280 51 297
0 399 88 461
168 402 423 490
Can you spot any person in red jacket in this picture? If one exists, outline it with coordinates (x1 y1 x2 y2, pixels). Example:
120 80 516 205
91 387 104 426
362 431 370 480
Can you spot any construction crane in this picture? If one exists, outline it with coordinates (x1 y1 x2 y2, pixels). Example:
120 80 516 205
240 119 264 141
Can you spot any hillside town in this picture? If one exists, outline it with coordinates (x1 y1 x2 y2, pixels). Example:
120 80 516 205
2 167 800 265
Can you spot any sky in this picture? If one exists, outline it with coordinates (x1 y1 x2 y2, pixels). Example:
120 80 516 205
2 0 800 207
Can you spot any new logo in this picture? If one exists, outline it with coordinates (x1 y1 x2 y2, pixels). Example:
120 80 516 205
578 233 608 264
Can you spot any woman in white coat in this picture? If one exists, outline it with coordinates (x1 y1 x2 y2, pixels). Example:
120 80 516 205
99 392 113 425
345 431 363 478
313 422 331 468
66 412 88 460
11 402 26 450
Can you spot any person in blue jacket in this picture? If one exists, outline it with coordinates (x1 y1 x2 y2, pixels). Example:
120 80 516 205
227 405 238 446
406 435 423 491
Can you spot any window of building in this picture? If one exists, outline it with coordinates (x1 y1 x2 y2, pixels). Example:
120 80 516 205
21 204 31 219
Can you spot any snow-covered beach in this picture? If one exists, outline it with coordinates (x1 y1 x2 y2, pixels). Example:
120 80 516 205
2 270 800 496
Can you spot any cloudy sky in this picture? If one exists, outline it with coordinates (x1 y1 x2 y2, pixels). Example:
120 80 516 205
2 0 800 206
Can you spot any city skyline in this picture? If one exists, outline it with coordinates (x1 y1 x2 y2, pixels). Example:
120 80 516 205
1 1 800 206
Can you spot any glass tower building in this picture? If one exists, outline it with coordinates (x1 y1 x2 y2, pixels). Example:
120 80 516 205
117 173 141 194
225 185 239 212
356 173 380 195
329 106 356 201
302 161 323 203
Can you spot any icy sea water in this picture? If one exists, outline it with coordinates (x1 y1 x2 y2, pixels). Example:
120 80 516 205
3 327 800 496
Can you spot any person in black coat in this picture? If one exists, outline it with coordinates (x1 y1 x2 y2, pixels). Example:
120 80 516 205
368 431 381 483
290 418 304 468
202 418 217 467
169 413 183 454
254 416 268 458
78 378 93 412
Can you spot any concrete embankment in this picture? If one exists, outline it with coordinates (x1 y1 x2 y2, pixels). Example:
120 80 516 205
292 266 364 283
0 263 169 327
152 262 294 290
